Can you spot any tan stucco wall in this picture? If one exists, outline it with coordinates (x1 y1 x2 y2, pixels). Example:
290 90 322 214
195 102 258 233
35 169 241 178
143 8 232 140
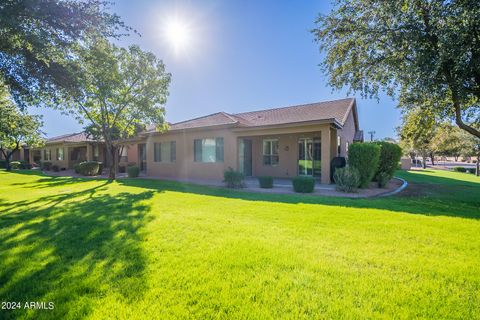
146 128 238 180
337 110 356 157
35 142 105 169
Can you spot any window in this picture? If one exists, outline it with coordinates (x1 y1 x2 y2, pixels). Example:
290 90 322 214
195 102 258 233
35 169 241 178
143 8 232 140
56 148 64 161
43 149 51 161
337 136 341 156
194 138 224 163
154 141 176 162
263 139 279 165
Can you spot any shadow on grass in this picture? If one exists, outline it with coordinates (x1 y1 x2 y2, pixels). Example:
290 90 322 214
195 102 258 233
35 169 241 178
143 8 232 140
0 183 154 319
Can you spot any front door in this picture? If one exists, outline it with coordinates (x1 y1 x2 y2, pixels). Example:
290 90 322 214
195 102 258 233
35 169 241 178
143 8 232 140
239 139 253 176
298 138 321 176
138 144 147 172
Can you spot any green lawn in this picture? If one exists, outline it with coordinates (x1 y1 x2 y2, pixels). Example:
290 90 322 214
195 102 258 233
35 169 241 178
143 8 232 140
0 169 479 319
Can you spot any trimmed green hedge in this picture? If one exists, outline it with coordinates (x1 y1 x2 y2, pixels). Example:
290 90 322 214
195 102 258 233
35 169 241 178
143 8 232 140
374 142 402 181
10 161 23 169
0 160 6 168
223 167 244 188
127 166 140 178
348 143 381 188
258 176 273 188
292 176 315 193
453 166 467 173
77 161 101 176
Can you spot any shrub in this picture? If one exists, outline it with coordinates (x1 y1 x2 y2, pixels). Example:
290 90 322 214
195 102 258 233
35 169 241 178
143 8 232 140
453 166 467 173
330 156 346 182
223 167 244 188
292 176 315 193
127 165 140 178
348 143 381 188
52 164 60 172
10 161 23 169
0 160 6 168
74 164 81 174
374 142 402 181
98 162 104 175
23 163 32 169
466 168 476 174
333 166 360 192
41 161 52 171
118 165 126 173
258 176 273 188
376 172 390 188
77 161 101 176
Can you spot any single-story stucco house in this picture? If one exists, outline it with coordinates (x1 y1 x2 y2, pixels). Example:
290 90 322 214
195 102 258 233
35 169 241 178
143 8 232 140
32 97 363 184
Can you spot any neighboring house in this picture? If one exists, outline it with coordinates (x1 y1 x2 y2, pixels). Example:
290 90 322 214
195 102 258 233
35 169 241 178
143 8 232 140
0 145 30 162
32 132 106 170
29 98 363 184
145 98 362 184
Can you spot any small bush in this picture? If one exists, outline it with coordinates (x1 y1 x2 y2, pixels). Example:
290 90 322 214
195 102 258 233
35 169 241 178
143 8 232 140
77 161 101 176
223 167 244 188
10 161 23 169
348 143 381 188
334 166 360 192
376 172 390 188
118 165 126 173
41 161 52 171
98 162 104 174
374 142 402 181
466 168 476 174
0 160 6 168
127 165 140 178
452 166 467 173
52 164 60 172
74 164 81 174
330 157 346 182
23 163 32 169
258 176 273 188
292 176 315 193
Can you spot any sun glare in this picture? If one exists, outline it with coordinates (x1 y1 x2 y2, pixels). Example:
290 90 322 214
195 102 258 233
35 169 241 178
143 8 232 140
163 17 192 54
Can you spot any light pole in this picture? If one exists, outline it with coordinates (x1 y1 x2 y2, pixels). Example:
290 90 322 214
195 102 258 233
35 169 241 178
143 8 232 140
368 131 376 142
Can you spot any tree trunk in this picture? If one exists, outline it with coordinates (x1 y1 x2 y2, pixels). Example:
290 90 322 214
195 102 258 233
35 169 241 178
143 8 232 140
422 155 427 169
2 145 19 171
429 152 435 166
105 142 116 180
477 155 480 177
454 155 458 162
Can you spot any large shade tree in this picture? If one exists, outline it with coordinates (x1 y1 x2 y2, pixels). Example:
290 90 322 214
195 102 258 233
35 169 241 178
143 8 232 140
313 0 480 139
0 0 130 108
0 84 44 171
62 39 170 180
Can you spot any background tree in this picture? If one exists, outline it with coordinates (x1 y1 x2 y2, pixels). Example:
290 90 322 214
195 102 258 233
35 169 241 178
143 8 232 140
63 39 170 180
430 124 467 161
398 108 437 168
0 0 130 108
0 84 44 171
313 0 480 139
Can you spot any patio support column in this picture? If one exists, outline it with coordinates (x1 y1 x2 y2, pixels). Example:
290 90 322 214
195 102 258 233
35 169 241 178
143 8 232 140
86 144 93 161
65 146 71 169
321 126 331 184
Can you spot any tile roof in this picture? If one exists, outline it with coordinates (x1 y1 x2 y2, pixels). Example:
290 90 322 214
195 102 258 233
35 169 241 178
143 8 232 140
151 98 356 132
46 132 98 144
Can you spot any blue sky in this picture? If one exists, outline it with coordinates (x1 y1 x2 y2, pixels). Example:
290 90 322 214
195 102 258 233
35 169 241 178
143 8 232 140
30 0 400 140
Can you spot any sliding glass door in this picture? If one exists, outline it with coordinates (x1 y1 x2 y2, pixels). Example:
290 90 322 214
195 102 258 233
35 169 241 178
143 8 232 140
298 138 321 176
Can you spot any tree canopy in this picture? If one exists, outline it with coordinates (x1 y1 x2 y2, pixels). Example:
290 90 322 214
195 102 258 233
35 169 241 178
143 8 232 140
0 0 130 108
62 39 171 179
0 84 44 170
313 0 480 138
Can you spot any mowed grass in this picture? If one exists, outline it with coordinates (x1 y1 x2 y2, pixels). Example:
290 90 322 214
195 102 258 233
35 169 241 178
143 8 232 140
0 169 479 319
